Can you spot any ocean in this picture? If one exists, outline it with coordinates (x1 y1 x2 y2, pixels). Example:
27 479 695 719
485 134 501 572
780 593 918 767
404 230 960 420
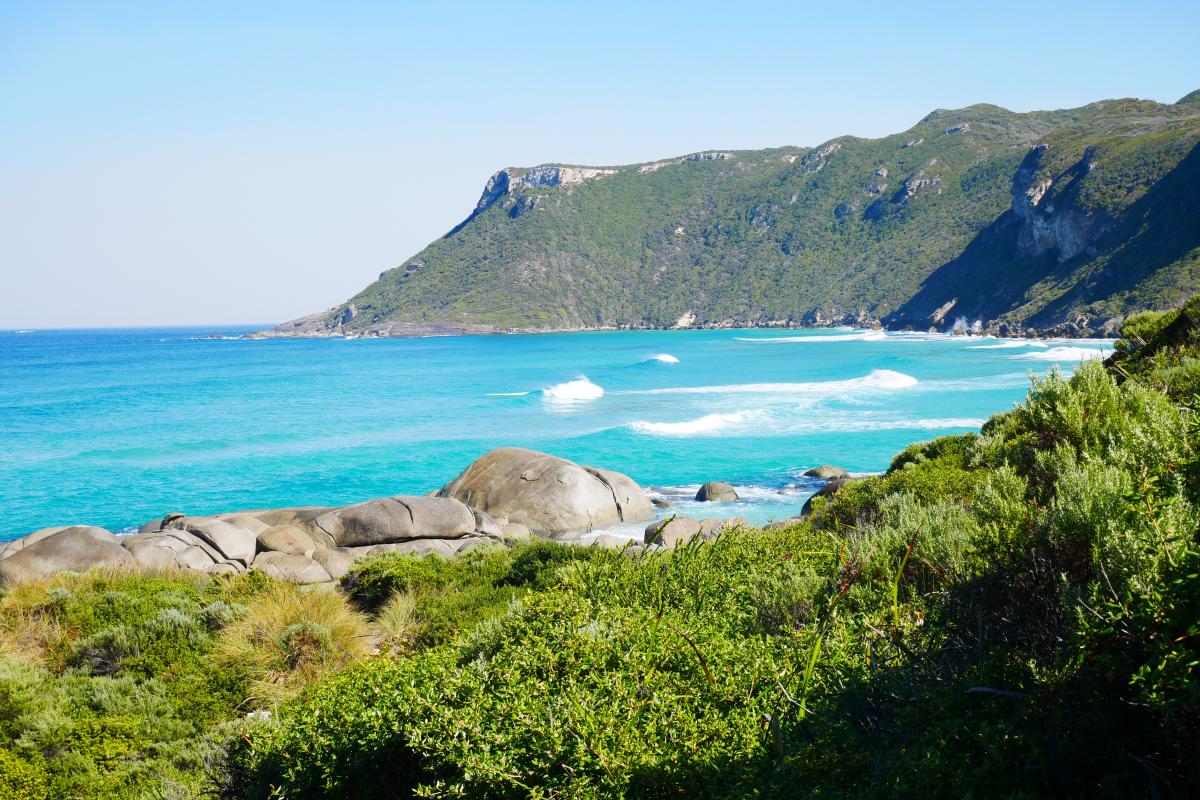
0 326 1111 541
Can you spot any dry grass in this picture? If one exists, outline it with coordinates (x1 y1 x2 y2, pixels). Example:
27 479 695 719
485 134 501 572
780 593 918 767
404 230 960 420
217 584 372 708
374 590 419 654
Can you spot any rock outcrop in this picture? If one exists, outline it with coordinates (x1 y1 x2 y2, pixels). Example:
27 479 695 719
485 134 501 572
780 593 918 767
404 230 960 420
0 527 134 586
439 448 653 536
1 450 657 585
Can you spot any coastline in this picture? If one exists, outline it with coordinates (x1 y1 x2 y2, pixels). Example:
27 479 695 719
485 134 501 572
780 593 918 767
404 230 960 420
243 318 1117 341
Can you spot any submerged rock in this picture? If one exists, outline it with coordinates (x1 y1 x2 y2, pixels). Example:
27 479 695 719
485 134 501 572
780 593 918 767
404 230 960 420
801 477 854 516
803 465 850 480
695 482 739 502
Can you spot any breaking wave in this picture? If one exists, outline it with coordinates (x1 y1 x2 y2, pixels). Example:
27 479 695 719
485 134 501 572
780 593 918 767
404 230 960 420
542 377 604 402
1016 347 1107 362
641 353 680 364
735 330 888 343
630 411 754 436
967 340 1049 349
627 369 918 397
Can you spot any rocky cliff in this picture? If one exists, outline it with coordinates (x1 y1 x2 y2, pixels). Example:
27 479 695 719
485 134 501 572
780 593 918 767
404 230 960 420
256 91 1200 339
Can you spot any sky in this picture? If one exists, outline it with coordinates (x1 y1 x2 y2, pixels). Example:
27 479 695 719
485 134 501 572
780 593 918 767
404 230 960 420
2 1 1198 329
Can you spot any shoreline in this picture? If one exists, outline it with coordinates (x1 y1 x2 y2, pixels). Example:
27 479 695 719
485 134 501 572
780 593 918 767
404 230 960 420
242 320 1117 342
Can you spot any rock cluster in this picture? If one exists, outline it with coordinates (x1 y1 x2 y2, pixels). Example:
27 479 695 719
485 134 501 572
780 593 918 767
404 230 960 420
0 448 655 587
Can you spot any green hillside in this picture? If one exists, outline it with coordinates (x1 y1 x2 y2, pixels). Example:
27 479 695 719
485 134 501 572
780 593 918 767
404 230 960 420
267 92 1200 336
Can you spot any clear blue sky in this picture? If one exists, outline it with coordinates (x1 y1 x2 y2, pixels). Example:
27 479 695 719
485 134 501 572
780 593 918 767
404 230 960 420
2 0 1197 328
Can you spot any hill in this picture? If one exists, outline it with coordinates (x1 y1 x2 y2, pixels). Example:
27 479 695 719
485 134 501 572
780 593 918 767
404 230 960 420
258 91 1200 339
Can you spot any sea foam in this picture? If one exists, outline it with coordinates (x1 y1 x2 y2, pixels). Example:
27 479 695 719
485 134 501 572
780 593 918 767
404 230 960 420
967 340 1049 349
735 330 887 343
630 411 752 436
628 369 918 397
1016 346 1106 362
542 377 604 402
642 353 680 364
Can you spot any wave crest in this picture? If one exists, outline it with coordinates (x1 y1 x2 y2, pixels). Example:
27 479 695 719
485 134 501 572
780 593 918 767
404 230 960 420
542 377 604 402
735 330 887 343
642 353 680 364
1016 347 1106 362
629 369 918 397
631 411 752 436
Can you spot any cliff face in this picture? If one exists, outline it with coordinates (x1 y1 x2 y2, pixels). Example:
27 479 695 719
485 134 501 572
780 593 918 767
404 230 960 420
257 92 1200 339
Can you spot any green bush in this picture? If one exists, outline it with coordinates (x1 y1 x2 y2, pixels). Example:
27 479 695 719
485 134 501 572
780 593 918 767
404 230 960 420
0 748 48 800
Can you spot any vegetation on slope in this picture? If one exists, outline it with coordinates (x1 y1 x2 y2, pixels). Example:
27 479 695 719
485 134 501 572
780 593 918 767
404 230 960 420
225 302 1200 797
282 92 1200 336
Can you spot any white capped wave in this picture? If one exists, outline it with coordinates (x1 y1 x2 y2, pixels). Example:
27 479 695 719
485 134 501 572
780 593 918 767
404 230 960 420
642 353 680 364
486 391 532 397
1016 347 1107 362
542 377 604 402
627 369 918 397
735 330 887 343
630 411 753 436
967 340 1049 349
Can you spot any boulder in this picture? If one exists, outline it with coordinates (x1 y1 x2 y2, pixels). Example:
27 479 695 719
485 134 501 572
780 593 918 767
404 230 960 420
0 526 70 560
167 517 258 565
765 516 807 531
312 546 373 581
0 527 134 586
368 536 489 558
801 477 854 516
650 497 672 509
251 552 332 584
695 482 739 502
472 510 503 537
644 516 703 548
698 516 749 540
439 448 653 536
312 496 476 547
803 465 850 480
256 525 317 557
590 533 642 552
500 522 533 541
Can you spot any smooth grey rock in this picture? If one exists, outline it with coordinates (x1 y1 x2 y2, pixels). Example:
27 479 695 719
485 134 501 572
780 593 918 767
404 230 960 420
650 497 672 509
499 522 533 541
313 496 476 547
169 517 258 565
644 516 703 548
472 510 502 537
590 533 642 552
801 477 854 516
257 525 317 557
311 546 380 581
695 482 739 502
1 526 74 560
803 465 850 480
252 551 331 584
698 516 749 540
137 519 163 534
0 527 133 586
440 448 653 536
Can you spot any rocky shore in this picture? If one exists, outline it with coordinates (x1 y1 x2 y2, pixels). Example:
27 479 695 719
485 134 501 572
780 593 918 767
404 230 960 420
0 448 852 588
245 312 1117 341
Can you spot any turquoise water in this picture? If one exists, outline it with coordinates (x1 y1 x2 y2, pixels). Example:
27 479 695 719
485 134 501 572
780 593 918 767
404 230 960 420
0 326 1111 541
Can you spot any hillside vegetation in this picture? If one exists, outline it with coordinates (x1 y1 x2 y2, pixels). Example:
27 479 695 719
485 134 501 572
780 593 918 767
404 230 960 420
4 300 1199 797
267 91 1200 337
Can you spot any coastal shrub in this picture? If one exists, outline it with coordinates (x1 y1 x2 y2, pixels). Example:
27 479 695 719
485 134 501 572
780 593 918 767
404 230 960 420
217 584 372 707
0 747 48 800
344 542 604 649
